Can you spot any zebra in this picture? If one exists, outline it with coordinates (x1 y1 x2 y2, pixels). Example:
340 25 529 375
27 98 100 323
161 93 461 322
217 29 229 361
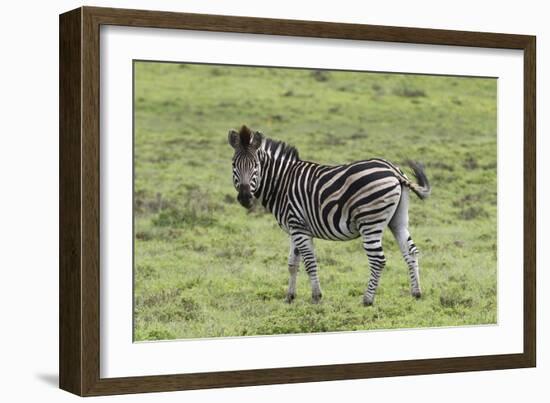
228 125 431 306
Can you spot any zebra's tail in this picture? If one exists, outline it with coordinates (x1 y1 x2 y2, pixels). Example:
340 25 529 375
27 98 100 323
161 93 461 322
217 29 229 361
404 161 431 200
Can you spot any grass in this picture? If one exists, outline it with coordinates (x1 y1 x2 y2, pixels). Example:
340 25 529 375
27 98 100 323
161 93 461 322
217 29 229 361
133 61 497 341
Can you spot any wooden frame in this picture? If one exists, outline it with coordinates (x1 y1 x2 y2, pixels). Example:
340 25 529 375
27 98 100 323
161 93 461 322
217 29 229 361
59 6 536 396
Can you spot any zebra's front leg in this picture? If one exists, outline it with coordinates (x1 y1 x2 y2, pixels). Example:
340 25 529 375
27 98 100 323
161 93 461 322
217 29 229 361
285 239 300 303
291 232 322 303
360 226 387 306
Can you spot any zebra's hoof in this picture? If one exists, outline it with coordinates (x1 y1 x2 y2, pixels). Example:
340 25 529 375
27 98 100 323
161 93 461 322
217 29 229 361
285 293 296 303
412 289 422 299
312 293 322 304
363 296 374 306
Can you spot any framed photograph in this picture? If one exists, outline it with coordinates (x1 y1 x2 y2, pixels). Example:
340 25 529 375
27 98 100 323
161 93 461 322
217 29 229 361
59 6 536 396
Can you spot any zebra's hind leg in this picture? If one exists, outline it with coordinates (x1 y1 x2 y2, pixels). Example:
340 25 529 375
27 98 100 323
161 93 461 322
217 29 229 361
291 231 322 304
285 239 300 303
389 188 422 299
359 224 387 306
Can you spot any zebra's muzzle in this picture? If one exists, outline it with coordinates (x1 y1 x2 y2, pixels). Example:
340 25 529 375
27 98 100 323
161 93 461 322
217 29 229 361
237 186 253 209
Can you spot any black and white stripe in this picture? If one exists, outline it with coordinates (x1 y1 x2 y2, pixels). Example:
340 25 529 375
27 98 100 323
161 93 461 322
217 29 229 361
229 126 430 305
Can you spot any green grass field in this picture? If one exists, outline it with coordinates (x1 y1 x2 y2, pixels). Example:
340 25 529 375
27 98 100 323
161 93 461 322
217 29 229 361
133 61 497 341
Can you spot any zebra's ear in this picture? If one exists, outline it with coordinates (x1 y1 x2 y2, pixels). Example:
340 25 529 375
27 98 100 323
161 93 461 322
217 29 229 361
251 131 263 150
228 129 239 149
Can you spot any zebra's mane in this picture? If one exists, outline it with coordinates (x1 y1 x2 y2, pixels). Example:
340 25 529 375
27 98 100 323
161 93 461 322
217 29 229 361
261 136 300 161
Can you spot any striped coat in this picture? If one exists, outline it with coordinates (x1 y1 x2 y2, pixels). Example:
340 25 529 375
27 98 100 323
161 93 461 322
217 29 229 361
229 125 430 306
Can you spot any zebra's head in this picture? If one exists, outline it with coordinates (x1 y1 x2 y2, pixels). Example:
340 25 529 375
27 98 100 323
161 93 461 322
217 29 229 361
228 125 263 209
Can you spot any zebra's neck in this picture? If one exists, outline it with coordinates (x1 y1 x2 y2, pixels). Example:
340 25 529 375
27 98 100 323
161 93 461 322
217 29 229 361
254 138 301 214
